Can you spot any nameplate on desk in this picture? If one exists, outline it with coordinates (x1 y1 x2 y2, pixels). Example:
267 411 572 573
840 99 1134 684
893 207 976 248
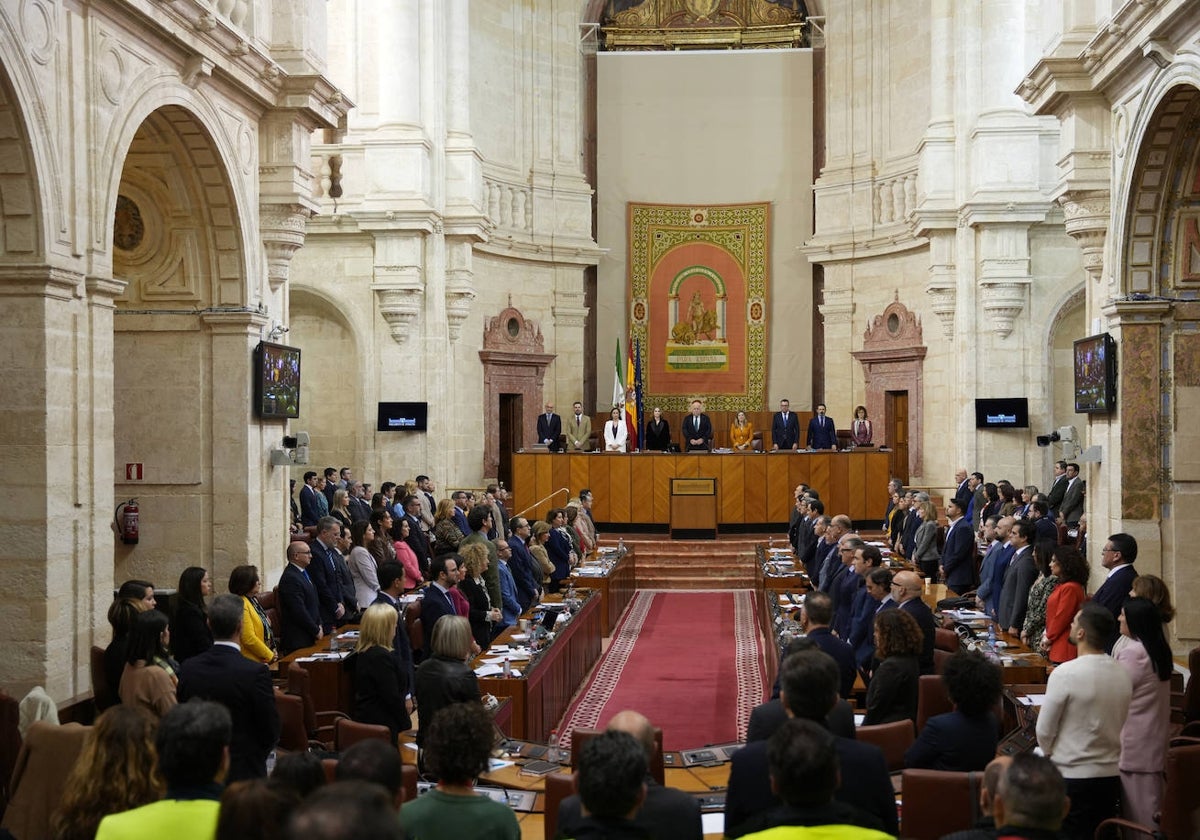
671 478 716 495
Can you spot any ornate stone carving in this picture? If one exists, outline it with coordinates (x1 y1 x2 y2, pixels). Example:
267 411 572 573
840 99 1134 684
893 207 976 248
602 0 808 50
980 281 1030 339
1059 190 1110 282
373 285 423 345
862 292 923 347
260 203 311 293
818 286 855 326
479 304 557 479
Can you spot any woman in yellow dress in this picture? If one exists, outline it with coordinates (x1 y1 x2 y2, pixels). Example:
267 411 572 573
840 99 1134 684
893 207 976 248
730 410 755 451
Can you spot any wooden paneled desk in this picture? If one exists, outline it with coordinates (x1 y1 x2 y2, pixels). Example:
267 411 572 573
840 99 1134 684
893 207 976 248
571 550 635 637
478 594 603 741
278 633 355 713
511 450 892 527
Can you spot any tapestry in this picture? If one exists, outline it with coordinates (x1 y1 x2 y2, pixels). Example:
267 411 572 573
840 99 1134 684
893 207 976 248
627 202 769 411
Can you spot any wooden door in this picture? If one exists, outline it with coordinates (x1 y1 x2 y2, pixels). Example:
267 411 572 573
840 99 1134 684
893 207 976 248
886 390 909 483
498 393 522 485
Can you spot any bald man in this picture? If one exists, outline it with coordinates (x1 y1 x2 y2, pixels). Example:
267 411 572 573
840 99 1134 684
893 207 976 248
891 571 936 675
556 710 702 840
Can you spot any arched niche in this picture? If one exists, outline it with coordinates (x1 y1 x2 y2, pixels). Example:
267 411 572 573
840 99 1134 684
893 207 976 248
479 305 556 481
851 293 926 481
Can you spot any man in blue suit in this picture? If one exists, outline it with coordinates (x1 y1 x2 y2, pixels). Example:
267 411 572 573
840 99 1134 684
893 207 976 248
771 398 801 451
805 404 838 450
298 470 322 527
537 402 562 452
177 594 280 782
307 516 346 633
683 399 713 451
1092 532 1138 617
940 496 977 594
507 516 543 609
419 555 461 658
277 541 323 654
800 591 857 699
372 562 416 687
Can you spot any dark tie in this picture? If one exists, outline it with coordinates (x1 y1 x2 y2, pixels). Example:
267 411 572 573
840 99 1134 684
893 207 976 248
302 568 312 584
425 492 435 511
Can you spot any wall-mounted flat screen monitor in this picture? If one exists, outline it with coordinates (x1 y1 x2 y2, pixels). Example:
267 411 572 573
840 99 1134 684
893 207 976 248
1074 333 1116 414
254 341 301 420
377 401 428 432
974 398 1029 429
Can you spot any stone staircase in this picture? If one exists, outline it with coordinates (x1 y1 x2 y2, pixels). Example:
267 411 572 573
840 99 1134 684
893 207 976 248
614 536 763 589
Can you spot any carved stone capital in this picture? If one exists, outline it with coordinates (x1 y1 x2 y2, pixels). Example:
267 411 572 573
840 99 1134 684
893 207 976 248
980 280 1031 339
1059 190 1110 281
445 283 476 342
924 277 956 341
260 203 311 292
372 285 423 345
819 286 855 327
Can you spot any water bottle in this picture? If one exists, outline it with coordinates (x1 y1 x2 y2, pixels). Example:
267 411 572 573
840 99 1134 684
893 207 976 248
618 537 626 557
987 624 996 653
329 632 339 653
503 655 512 678
548 728 561 764
266 749 277 776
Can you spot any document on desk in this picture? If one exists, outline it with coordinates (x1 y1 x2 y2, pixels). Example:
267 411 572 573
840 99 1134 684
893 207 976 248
944 609 991 620
702 814 725 835
1018 694 1047 706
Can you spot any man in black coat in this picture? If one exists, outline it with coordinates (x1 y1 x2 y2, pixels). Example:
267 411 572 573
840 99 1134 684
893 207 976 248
724 649 898 837
892 570 936 675
682 399 713 451
419 555 460 658
278 540 323 654
537 402 562 451
1092 532 1138 618
177 594 280 782
308 517 347 633
556 710 702 840
372 562 415 688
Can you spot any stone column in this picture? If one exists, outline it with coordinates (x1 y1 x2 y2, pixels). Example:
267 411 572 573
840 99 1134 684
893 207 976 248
202 310 274 576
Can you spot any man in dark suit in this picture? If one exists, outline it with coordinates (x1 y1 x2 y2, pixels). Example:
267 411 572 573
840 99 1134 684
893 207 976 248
724 649 898 837
805 404 838 450
1058 463 1085 526
278 540 323 654
298 470 321 527
372 562 415 691
800 591 857 699
537 402 562 452
1029 500 1059 544
307 517 346 633
827 538 865 641
1046 460 1068 516
177 594 280 782
347 482 372 522
683 399 712 451
419 555 460 658
771 398 801 451
892 571 936 674
556 710 702 840
940 496 976 594
1092 532 1137 617
850 567 896 670
451 491 472 536
997 520 1037 635
507 516 542 609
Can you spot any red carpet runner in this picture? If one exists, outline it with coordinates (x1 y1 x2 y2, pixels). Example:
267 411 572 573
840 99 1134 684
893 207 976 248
559 591 764 751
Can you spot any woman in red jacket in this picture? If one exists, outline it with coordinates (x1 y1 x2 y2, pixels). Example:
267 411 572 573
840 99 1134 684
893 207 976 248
1041 546 1090 664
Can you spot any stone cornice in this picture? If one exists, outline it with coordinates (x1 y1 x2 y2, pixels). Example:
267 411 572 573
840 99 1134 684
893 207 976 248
476 235 604 267
801 231 928 265
1017 55 1097 114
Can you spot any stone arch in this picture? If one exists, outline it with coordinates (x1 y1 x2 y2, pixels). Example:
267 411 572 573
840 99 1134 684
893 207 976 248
290 287 363 478
99 77 256 302
0 49 46 260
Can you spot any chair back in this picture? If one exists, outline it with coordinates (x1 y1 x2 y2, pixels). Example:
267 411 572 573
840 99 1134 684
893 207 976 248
934 627 960 652
334 718 391 751
0 721 89 840
90 646 116 711
899 769 982 840
1160 742 1200 840
401 764 418 805
0 690 19 821
274 690 309 752
855 719 914 772
1183 645 1200 723
287 664 318 734
404 600 424 660
265 587 283 642
569 726 665 785
320 758 338 784
933 647 953 675
543 771 577 840
751 431 764 452
915 674 952 733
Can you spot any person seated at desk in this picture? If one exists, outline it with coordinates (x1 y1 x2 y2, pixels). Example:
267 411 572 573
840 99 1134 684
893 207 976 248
730 410 755 451
413 616 481 749
683 399 712 451
643 406 671 452
399 701 520 840
905 650 1002 771
345 603 412 743
863 608 922 726
603 406 628 452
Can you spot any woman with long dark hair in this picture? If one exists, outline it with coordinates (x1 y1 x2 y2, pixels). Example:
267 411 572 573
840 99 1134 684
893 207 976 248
170 566 213 663
1020 541 1057 651
1041 546 1088 664
102 579 156 707
864 609 923 726
227 565 276 664
1115 597 1174 827
346 518 381 610
119 609 178 718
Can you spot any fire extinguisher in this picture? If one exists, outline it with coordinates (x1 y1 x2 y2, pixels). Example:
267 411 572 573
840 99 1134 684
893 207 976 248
115 498 139 545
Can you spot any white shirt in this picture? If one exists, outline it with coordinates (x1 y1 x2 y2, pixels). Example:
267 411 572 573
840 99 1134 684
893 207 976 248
604 420 628 452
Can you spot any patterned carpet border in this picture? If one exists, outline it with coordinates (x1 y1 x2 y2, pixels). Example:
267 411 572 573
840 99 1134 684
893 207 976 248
559 591 656 750
558 589 764 749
